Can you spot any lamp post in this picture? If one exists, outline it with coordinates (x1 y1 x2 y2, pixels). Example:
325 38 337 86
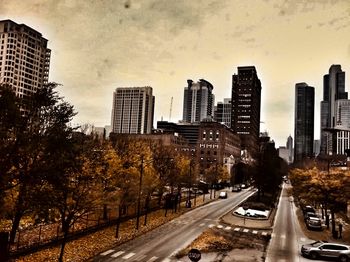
187 160 193 208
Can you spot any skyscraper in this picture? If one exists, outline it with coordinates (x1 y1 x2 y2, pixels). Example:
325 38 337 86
231 66 261 156
214 98 231 127
0 20 50 97
111 87 154 134
294 83 314 162
320 65 348 155
182 79 215 123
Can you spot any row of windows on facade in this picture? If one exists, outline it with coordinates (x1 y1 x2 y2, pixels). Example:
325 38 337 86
2 32 46 44
1 46 47 60
1 70 45 82
3 24 43 40
2 47 47 60
1 62 46 75
1 54 47 68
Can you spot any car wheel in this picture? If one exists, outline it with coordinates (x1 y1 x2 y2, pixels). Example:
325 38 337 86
339 255 349 262
310 252 318 260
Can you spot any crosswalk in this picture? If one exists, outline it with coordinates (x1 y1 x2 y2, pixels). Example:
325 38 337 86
98 221 274 261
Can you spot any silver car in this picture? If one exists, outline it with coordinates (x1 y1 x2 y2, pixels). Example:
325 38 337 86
301 241 350 261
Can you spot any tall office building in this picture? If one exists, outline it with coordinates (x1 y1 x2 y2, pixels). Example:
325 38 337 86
320 65 348 155
278 135 294 164
0 20 50 97
182 79 215 123
214 98 231 127
111 87 155 134
294 83 314 162
231 66 261 156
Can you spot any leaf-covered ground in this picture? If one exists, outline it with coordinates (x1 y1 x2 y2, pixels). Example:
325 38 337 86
14 195 214 262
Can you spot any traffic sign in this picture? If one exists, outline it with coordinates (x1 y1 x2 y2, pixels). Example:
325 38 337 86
188 248 201 262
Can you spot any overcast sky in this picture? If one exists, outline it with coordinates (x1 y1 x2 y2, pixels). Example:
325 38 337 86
2 0 350 147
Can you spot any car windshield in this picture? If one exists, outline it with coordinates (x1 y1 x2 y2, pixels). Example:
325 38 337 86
309 241 323 247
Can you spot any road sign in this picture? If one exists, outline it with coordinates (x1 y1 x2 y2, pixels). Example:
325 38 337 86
188 248 201 262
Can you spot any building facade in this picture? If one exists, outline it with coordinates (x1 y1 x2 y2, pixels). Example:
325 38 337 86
111 86 155 134
0 20 50 97
278 135 294 164
320 65 348 155
214 98 231 127
231 66 261 157
182 79 215 123
294 83 315 162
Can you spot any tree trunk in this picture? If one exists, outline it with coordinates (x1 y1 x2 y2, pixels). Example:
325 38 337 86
331 211 336 236
59 223 69 262
9 208 23 244
103 204 108 220
144 195 150 226
115 205 122 238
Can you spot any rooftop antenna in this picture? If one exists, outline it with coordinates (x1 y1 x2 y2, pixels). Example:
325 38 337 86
169 96 173 121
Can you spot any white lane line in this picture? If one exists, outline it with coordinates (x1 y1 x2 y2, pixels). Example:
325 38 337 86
199 223 205 227
162 258 171 262
208 224 215 228
146 256 158 262
134 254 147 261
300 237 306 242
122 252 135 259
217 225 223 229
280 234 286 239
101 249 114 256
111 251 125 258
225 226 231 230
252 230 258 234
243 229 249 233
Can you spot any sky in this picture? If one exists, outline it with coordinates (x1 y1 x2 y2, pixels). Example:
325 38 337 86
1 0 350 147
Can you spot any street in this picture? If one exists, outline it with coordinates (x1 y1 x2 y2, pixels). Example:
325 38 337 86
266 183 324 262
94 188 256 262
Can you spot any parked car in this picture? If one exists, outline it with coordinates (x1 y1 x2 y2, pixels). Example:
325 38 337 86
240 184 246 189
232 185 242 192
306 217 322 230
301 241 350 262
303 205 316 214
219 191 228 199
304 212 318 221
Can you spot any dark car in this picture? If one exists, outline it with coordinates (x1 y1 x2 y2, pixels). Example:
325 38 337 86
232 185 242 192
304 212 318 221
301 241 350 261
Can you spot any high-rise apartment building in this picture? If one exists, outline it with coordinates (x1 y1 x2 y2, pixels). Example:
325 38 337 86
0 20 50 98
111 87 154 134
214 98 231 127
294 83 314 162
231 66 261 156
320 65 348 155
278 135 294 164
182 79 215 123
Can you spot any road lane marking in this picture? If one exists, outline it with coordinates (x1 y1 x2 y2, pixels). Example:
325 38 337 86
243 229 249 233
300 237 306 242
225 226 231 230
280 234 286 239
162 258 171 262
134 254 147 261
100 249 114 256
217 225 223 228
146 256 158 262
112 251 125 257
199 223 205 227
122 252 135 259
252 230 258 234
234 227 240 231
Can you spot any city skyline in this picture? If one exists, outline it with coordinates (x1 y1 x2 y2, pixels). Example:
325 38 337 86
2 0 350 146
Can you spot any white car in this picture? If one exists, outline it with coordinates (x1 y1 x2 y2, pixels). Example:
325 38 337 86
219 191 228 199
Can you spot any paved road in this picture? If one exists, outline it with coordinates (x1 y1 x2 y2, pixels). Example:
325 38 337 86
94 188 256 262
266 183 324 262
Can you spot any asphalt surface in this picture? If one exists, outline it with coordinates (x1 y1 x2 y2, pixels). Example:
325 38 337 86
94 188 256 262
266 183 325 262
